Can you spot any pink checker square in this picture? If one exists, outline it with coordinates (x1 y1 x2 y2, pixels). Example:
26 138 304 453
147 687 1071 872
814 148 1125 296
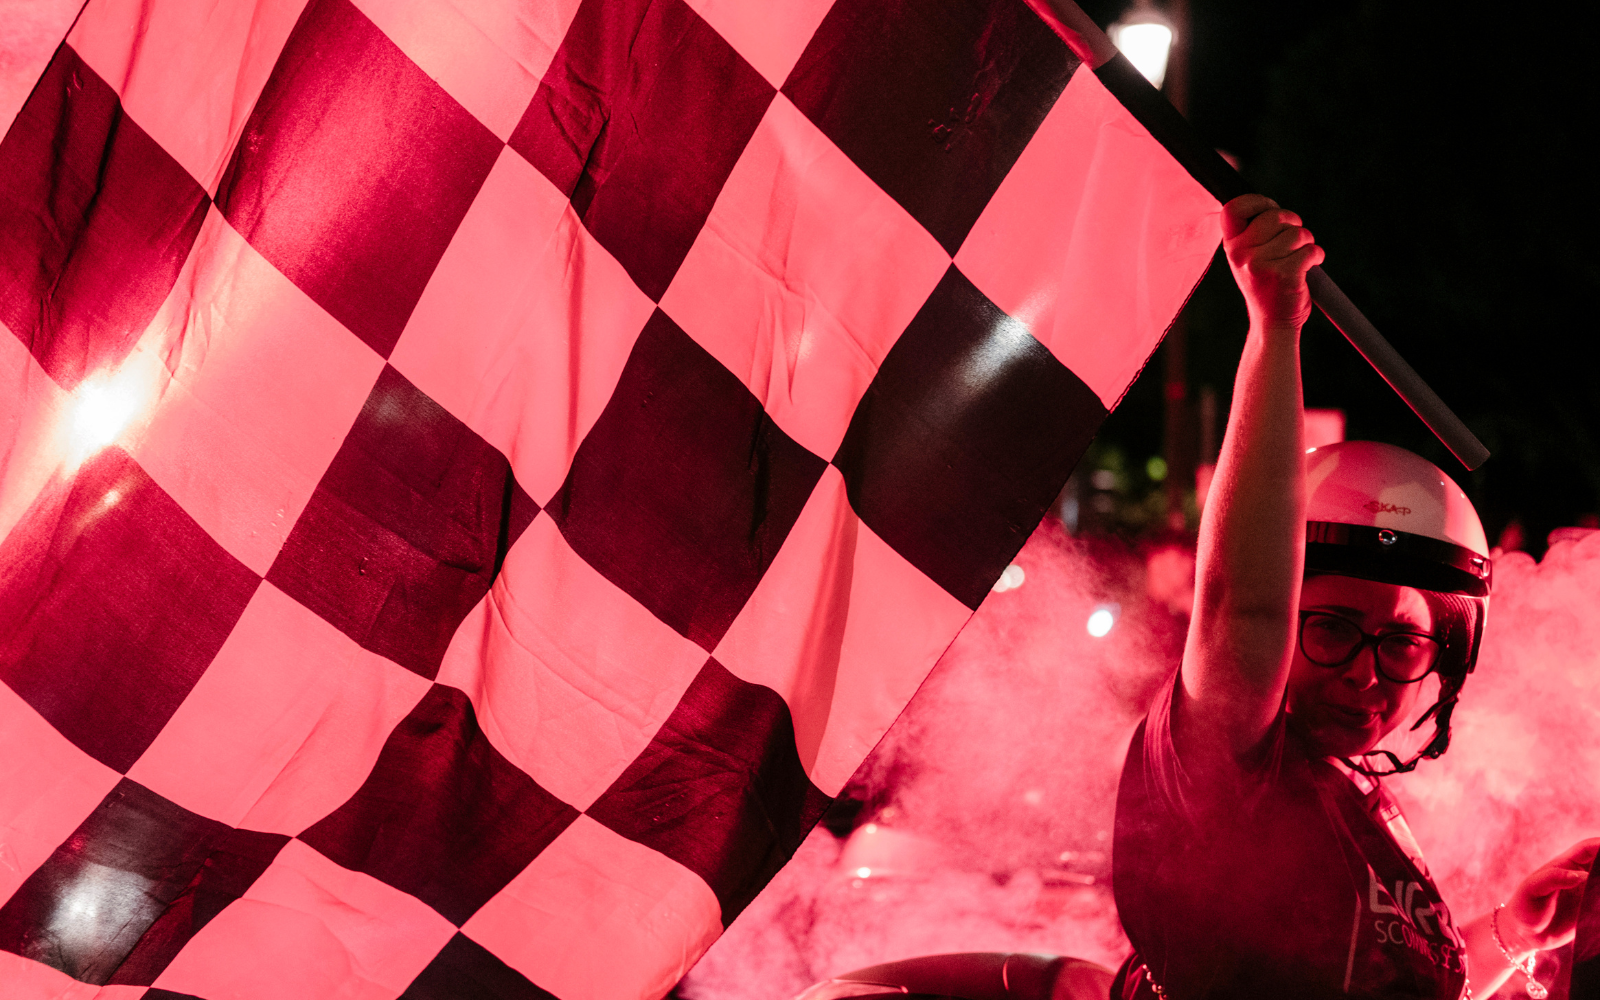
708 466 854 775
0 951 109 999
714 467 972 796
0 0 76 140
954 67 1220 409
0 321 69 546
435 513 709 810
389 148 655 505
66 0 308 190
461 815 722 1000
0 682 120 907
127 581 431 830
682 0 834 89
131 207 386 577
351 0 578 141
659 93 948 460
807 518 974 793
152 838 456 1000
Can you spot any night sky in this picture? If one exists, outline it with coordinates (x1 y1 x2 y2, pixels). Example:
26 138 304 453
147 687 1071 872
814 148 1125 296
1076 0 1600 556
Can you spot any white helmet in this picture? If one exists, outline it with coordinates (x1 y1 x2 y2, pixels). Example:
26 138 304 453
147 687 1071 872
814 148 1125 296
1302 441 1492 773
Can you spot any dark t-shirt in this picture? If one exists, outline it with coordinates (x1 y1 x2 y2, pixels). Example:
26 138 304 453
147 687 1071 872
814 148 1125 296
1111 680 1467 1000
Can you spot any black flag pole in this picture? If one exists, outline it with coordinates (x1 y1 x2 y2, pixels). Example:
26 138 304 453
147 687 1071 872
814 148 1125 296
1025 0 1491 472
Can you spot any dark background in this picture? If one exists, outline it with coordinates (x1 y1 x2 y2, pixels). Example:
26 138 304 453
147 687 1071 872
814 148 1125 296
1069 0 1600 556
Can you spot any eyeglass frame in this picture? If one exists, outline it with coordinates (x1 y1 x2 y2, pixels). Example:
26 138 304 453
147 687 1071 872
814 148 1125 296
1296 610 1443 684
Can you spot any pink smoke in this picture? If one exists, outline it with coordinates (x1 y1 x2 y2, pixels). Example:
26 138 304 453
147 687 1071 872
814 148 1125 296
682 521 1600 999
1403 530 1600 918
681 520 1182 996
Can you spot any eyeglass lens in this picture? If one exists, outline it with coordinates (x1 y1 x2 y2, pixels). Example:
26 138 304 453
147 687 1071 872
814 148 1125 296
1300 613 1439 682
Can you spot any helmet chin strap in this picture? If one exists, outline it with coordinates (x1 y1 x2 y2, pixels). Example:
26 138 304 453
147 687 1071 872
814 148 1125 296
1340 684 1462 778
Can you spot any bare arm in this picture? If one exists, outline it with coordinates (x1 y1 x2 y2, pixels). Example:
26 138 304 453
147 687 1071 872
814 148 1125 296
1172 195 1325 778
1462 838 1600 997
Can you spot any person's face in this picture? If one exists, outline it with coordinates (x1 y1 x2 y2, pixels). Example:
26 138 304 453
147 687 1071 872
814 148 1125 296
1286 575 1435 758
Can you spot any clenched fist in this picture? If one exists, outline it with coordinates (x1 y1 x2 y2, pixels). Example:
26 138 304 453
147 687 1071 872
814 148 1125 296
1222 193 1325 330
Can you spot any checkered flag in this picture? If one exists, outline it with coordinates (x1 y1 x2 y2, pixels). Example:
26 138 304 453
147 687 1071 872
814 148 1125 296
0 0 1219 995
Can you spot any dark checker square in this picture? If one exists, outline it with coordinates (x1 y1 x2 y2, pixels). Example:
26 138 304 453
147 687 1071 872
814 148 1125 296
545 311 826 651
0 779 285 987
782 0 1077 255
299 684 580 926
0 448 260 772
586 658 832 924
400 933 557 1000
214 0 503 357
0 45 208 389
832 266 1106 610
107 827 289 985
508 0 774 301
266 365 537 679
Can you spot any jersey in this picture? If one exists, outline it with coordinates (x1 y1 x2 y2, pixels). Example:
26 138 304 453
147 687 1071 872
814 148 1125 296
1110 681 1467 1000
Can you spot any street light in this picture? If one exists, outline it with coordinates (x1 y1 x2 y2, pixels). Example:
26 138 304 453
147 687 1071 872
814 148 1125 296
1108 0 1176 90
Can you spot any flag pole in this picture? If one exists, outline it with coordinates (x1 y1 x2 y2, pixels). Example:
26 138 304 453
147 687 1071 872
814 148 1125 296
1024 0 1490 472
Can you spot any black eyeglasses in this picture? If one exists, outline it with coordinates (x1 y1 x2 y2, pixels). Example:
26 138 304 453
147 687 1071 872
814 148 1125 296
1297 611 1442 684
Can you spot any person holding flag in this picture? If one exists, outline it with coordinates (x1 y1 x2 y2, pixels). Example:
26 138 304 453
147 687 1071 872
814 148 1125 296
1110 194 1598 1000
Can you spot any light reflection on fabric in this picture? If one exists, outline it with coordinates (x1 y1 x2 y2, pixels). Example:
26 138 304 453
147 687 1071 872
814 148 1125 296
41 858 154 980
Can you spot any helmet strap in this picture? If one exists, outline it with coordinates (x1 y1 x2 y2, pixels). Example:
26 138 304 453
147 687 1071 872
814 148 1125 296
1340 681 1463 777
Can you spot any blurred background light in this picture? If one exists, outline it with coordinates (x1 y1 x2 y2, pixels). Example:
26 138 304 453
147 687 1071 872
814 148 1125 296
991 563 1027 593
1086 603 1120 638
1108 1 1175 89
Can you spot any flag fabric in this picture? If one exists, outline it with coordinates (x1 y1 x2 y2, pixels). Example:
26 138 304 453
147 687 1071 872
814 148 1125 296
0 0 1219 996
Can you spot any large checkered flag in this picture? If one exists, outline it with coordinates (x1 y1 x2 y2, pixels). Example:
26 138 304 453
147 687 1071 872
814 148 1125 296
0 0 1219 996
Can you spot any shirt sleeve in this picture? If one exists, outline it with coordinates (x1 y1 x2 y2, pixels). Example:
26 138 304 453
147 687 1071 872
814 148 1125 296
1141 668 1290 828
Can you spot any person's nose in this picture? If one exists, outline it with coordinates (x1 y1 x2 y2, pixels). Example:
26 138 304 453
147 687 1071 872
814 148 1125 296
1343 642 1381 690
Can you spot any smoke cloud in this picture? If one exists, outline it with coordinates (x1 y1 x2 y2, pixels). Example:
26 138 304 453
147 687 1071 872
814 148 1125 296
1402 529 1600 923
681 521 1183 997
681 522 1600 999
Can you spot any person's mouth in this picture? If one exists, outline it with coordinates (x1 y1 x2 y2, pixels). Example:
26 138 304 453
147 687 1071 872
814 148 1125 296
1325 704 1379 727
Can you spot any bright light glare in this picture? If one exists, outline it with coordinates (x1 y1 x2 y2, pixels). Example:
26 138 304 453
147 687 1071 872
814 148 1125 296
71 379 140 451
991 563 1027 593
1110 22 1173 88
1087 607 1116 638
854 867 872 879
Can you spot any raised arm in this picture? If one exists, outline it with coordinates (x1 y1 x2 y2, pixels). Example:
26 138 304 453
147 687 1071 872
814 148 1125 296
1171 194 1325 776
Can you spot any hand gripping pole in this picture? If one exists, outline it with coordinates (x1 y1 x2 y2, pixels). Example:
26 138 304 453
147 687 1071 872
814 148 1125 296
1024 0 1490 471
